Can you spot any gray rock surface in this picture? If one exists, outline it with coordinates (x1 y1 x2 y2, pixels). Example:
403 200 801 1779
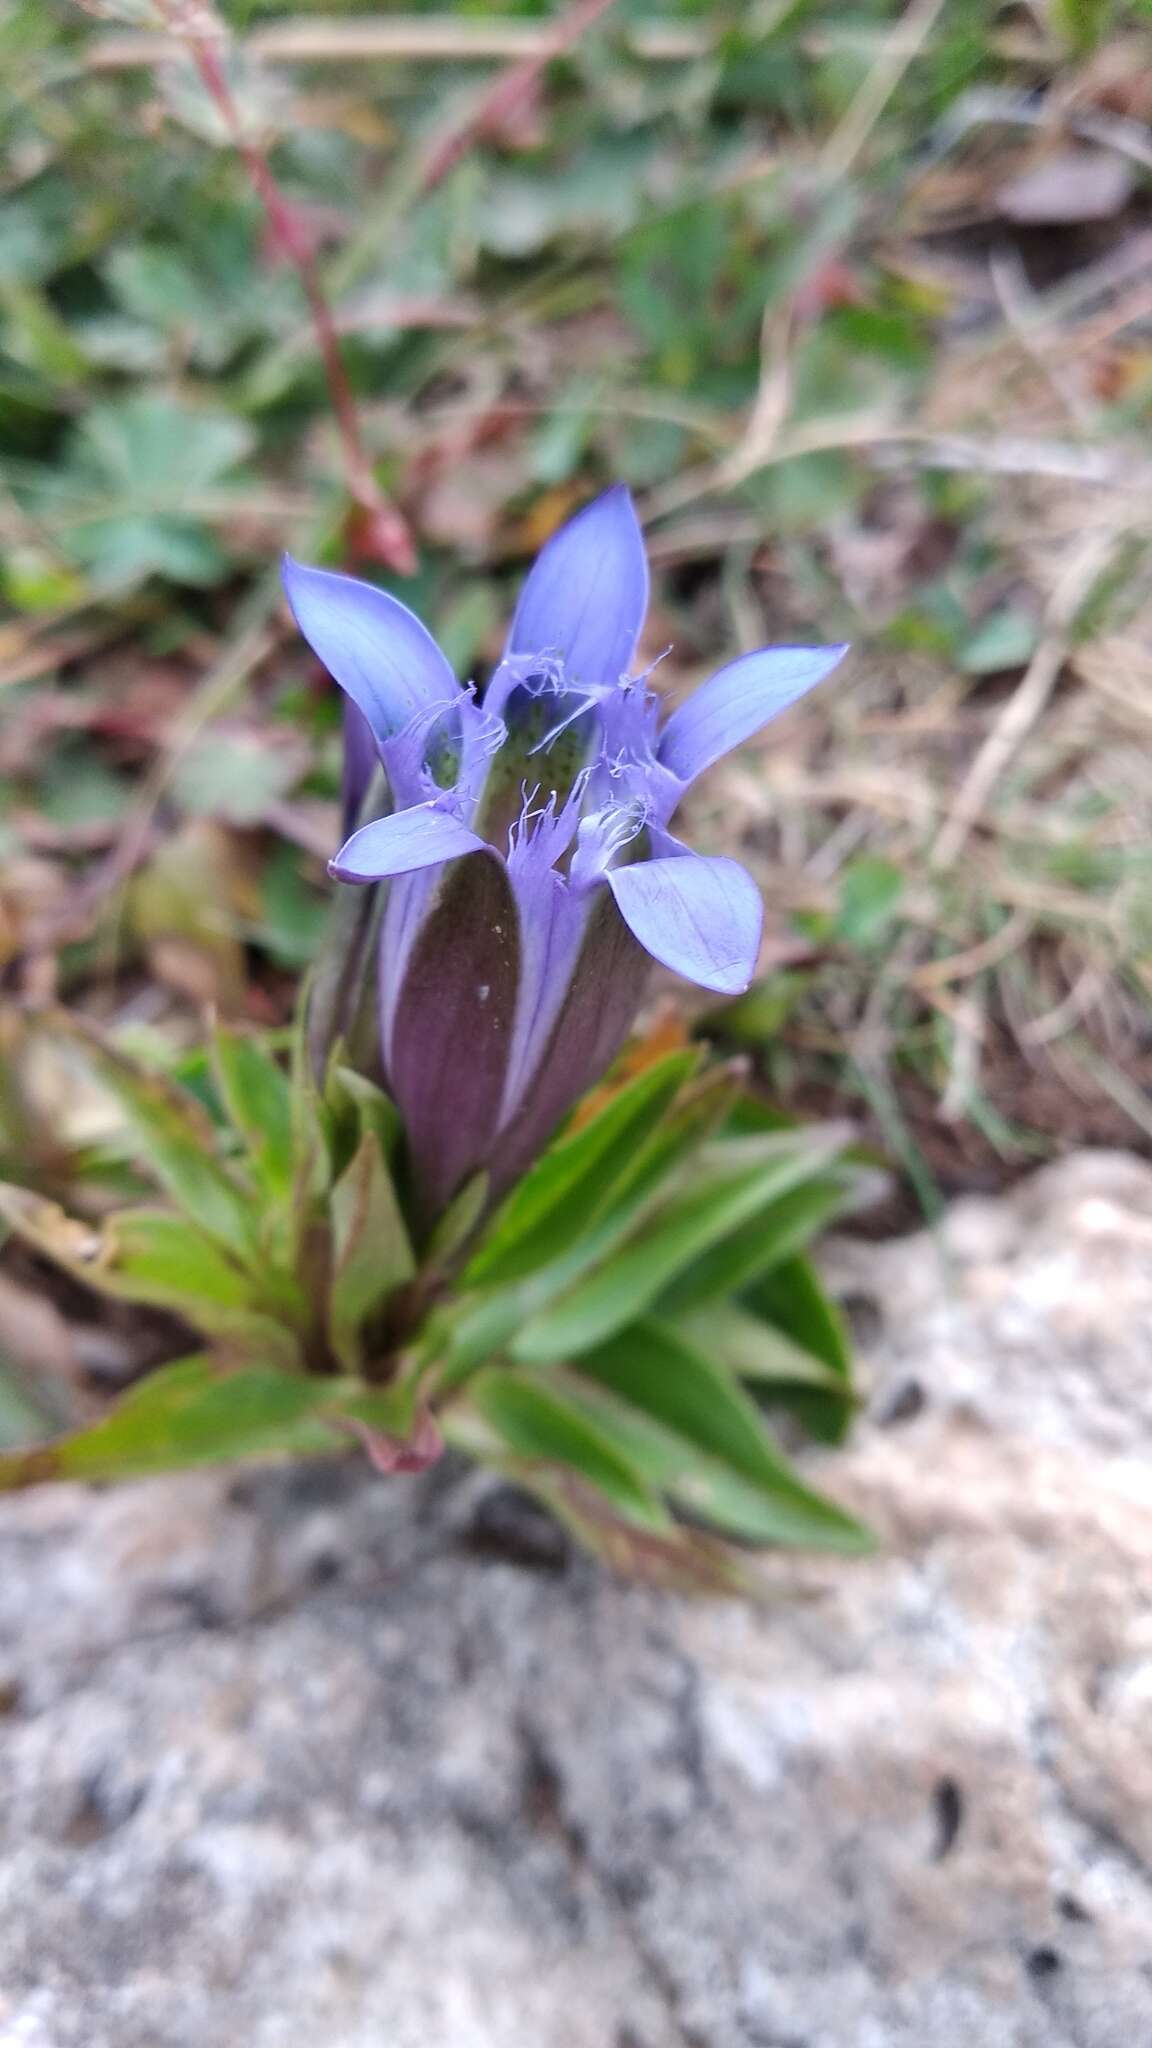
1 1150 1151 2048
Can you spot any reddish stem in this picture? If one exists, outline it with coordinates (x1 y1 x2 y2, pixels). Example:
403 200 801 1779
166 8 415 572
156 0 620 570
419 0 619 192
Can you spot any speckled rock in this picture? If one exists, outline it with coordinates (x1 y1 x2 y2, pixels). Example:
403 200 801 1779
1 1150 1150 2048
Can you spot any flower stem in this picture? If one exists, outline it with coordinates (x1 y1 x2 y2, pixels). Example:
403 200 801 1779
158 0 415 573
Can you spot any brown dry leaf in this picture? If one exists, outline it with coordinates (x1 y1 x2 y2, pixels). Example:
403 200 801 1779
0 1184 106 1270
0 1270 89 1418
540 1468 755 1596
0 627 114 692
418 444 534 557
291 95 396 148
1091 343 1152 403
0 856 71 969
126 819 261 1014
16 1033 128 1153
512 483 587 554
1072 33 1152 123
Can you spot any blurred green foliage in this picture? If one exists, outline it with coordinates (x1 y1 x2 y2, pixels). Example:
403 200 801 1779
2 0 1000 611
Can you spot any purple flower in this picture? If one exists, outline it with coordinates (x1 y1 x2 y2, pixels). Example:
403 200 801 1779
284 488 846 1220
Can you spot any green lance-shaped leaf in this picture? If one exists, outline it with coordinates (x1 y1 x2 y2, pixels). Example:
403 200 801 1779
42 1016 259 1260
498 1459 756 1596
283 998 337 1308
324 1063 401 1179
427 1062 742 1386
677 1296 855 1453
595 1059 744 1223
423 1170 490 1271
568 1321 869 1552
467 1367 671 1530
306 879 384 1083
657 1160 857 1313
750 1253 852 1381
0 1185 302 1370
0 1359 424 1494
0 1359 338 1492
510 1130 851 1363
0 279 91 387
327 1130 415 1373
111 1210 304 1369
211 1027 294 1201
741 1253 856 1446
681 1299 850 1395
554 1369 863 1553
464 1047 700 1288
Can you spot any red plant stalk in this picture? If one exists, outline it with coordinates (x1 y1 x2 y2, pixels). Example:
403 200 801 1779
419 0 619 191
151 0 621 567
159 1 415 572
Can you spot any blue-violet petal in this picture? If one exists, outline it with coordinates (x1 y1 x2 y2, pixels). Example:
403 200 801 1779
606 848 762 994
658 644 848 787
504 485 649 686
283 556 458 744
329 805 486 883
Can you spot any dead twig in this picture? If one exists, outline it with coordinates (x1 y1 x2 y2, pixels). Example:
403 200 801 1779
930 531 1118 872
1019 960 1111 1047
85 13 993 71
714 302 797 492
988 246 1099 435
643 418 1152 526
1054 269 1152 366
820 0 946 184
936 987 986 1125
86 13 704 68
954 231 1152 372
691 0 948 517
909 913 1032 991
0 622 118 693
